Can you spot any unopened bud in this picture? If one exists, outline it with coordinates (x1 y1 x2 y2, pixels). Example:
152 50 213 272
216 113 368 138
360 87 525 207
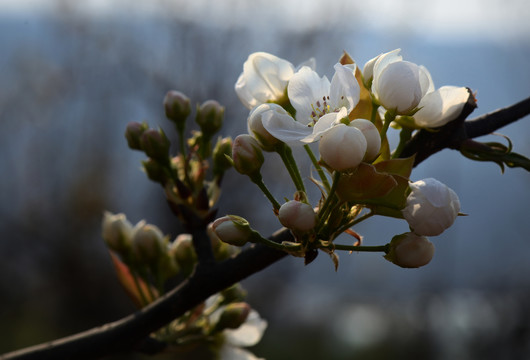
142 159 167 184
209 215 253 247
131 222 166 265
214 302 251 331
278 200 316 232
102 212 133 254
164 90 191 130
170 234 197 277
350 119 381 161
212 136 233 177
319 123 367 172
125 122 148 150
247 103 283 151
196 100 224 137
384 232 434 268
232 134 264 177
221 284 247 304
140 128 170 162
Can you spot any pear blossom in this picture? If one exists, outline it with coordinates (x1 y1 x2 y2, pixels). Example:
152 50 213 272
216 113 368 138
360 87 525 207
247 103 284 150
402 178 461 236
235 52 315 109
262 63 361 144
365 49 469 124
319 123 367 171
349 119 381 161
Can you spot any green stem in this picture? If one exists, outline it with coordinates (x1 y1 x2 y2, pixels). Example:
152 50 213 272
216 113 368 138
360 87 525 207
316 171 341 231
335 210 374 236
331 243 389 253
304 144 330 191
392 127 413 159
276 143 306 194
251 174 282 211
370 103 379 124
251 231 302 253
177 129 194 190
380 110 395 146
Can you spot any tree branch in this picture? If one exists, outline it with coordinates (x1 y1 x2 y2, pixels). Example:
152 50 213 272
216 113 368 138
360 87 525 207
0 229 291 360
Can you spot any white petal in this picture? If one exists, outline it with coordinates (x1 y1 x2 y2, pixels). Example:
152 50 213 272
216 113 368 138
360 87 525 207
372 49 402 84
288 66 330 124
296 57 316 71
418 65 435 96
262 108 312 144
218 345 264 360
414 86 469 128
375 61 423 114
224 310 268 347
300 108 347 143
329 63 360 112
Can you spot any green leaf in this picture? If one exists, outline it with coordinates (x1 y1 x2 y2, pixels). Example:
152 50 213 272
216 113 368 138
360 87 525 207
336 163 398 202
374 156 415 178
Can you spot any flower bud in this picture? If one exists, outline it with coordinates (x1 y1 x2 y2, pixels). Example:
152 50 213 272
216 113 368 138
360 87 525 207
102 212 133 254
125 122 148 150
213 302 251 331
384 232 434 268
140 128 170 162
350 119 381 161
212 136 233 177
235 52 295 109
195 100 224 137
278 200 316 232
247 104 283 151
163 90 191 129
319 124 367 172
402 178 460 236
232 134 264 176
131 222 166 265
142 158 168 184
170 234 197 276
209 215 253 247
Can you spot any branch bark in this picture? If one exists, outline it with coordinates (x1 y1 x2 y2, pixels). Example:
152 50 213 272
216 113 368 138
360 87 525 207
2 94 530 360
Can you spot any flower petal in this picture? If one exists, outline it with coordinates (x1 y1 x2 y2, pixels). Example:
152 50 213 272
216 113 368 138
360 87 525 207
414 86 469 128
288 66 331 124
262 108 312 144
372 49 402 83
224 310 268 347
329 63 360 112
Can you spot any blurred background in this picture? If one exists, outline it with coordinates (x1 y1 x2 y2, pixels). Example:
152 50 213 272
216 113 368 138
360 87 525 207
1 0 529 359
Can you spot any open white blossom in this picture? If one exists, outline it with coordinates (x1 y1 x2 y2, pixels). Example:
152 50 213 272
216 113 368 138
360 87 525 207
365 49 469 125
235 52 315 109
262 63 360 144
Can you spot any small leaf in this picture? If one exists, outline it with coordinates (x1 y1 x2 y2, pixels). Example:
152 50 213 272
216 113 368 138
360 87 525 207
109 252 158 308
374 156 415 178
336 163 398 202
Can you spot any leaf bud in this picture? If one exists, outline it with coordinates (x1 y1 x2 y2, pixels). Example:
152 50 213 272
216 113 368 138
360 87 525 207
131 222 166 265
213 302 251 332
212 136 233 177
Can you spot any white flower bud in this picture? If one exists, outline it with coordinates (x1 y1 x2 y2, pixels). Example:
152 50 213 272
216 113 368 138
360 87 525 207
278 200 317 232
102 212 133 254
235 52 295 109
247 103 284 151
373 60 432 114
349 119 381 161
402 178 461 236
319 123 367 172
413 86 470 128
209 215 252 247
232 134 264 176
384 232 435 268
131 222 166 264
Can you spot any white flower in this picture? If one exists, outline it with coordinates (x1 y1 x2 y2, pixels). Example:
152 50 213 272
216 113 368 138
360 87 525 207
102 212 133 253
366 49 470 125
262 63 361 144
369 49 433 115
402 178 461 236
319 123 367 171
349 119 381 161
413 86 470 128
235 52 315 110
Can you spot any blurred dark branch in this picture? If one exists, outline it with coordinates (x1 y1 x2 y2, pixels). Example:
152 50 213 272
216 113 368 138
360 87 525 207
400 92 530 166
3 94 530 360
0 229 291 360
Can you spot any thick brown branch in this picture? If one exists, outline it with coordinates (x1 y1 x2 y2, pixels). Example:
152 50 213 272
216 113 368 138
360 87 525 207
465 96 530 138
0 229 292 360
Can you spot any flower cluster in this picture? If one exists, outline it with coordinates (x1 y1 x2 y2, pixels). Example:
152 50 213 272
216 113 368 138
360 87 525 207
222 49 468 268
